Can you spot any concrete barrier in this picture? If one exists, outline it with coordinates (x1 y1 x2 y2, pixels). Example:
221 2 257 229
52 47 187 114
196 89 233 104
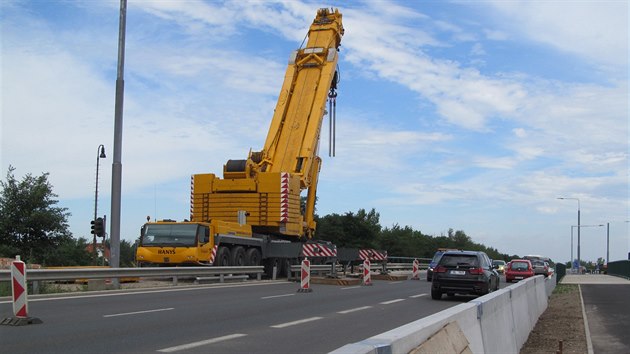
470 288 517 353
331 274 556 354
331 302 483 354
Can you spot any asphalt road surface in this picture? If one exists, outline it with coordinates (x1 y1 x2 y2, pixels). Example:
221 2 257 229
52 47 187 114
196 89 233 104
580 284 630 354
1 277 508 353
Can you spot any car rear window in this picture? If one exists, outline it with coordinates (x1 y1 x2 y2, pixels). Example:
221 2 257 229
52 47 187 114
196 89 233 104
511 262 529 270
440 254 479 268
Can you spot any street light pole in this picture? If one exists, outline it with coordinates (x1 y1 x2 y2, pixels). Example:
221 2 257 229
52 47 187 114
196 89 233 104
558 197 580 271
571 224 603 270
607 222 609 264
110 0 127 284
93 144 106 264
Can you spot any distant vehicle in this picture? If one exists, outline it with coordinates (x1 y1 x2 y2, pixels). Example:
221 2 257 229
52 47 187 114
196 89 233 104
523 255 553 266
505 259 534 282
430 250 500 300
492 259 506 274
427 248 459 281
531 260 549 277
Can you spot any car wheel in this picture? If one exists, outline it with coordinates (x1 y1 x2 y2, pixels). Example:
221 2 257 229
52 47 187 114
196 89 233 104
431 288 442 300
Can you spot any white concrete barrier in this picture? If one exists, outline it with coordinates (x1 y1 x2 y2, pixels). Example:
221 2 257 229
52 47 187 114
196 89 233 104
330 274 557 354
331 302 483 354
509 280 534 348
470 288 517 353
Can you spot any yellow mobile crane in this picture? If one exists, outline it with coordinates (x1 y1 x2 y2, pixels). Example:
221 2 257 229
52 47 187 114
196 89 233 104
136 9 386 273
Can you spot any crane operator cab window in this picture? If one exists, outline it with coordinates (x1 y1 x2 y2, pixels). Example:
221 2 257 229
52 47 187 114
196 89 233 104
198 225 210 244
141 224 198 247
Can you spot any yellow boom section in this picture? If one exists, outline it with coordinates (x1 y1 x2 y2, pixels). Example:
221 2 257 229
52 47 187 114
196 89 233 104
191 8 344 239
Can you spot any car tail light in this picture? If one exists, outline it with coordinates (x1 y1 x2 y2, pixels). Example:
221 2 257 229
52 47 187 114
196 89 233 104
468 267 484 275
434 265 447 273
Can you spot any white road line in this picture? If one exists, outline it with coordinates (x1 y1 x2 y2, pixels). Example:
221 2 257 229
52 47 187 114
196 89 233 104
270 316 323 328
340 286 362 290
157 333 247 353
389 281 404 284
104 307 174 318
380 298 405 305
337 306 372 314
261 293 295 300
409 294 428 298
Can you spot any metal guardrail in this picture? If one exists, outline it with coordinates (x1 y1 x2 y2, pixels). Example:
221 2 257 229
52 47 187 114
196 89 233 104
0 266 264 282
286 262 430 281
387 257 432 264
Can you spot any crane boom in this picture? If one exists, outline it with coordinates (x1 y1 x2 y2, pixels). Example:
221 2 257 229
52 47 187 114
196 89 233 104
190 8 344 239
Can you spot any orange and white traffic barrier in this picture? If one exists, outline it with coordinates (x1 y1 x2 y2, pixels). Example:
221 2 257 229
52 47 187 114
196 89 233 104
12 256 28 318
411 259 420 280
1 256 41 326
297 258 313 293
362 259 372 286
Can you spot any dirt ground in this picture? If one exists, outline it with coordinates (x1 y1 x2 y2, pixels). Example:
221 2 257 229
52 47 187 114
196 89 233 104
520 284 587 354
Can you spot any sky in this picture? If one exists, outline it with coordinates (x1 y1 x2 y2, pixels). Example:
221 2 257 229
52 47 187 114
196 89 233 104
1 0 628 265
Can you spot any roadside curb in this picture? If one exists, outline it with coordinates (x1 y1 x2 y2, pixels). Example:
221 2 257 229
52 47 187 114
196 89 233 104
578 285 595 354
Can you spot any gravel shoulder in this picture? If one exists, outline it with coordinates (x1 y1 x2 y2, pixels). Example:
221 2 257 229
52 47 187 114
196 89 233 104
520 283 587 354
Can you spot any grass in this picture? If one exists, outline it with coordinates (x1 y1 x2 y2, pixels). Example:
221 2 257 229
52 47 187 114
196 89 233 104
0 281 86 296
552 283 577 295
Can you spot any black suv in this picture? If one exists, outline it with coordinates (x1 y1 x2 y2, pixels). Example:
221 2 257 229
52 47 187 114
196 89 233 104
430 250 500 300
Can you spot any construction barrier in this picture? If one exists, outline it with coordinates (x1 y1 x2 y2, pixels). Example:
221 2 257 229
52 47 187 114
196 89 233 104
411 259 420 280
362 259 372 286
12 256 28 318
297 258 312 293
1 256 42 326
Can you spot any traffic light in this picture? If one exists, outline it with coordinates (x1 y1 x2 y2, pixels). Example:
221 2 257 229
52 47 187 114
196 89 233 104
95 217 105 237
91 217 106 237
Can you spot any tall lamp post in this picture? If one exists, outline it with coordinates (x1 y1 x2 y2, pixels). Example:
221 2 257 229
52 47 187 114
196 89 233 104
558 197 580 271
605 221 630 264
94 144 106 263
571 224 603 269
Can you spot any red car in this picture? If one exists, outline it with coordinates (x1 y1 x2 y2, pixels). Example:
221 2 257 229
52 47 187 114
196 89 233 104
505 259 534 283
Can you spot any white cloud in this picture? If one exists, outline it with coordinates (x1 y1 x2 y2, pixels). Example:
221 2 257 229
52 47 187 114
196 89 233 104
487 1 628 68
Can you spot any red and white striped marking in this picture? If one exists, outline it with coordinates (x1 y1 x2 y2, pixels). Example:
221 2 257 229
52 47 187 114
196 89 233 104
301 243 337 258
411 259 420 280
11 256 28 318
359 249 387 261
298 258 312 292
209 245 218 264
189 175 195 220
280 173 289 223
362 259 372 286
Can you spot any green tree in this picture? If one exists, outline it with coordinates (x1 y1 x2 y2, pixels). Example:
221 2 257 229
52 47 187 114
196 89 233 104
315 208 381 248
120 239 137 267
0 166 72 264
44 237 93 266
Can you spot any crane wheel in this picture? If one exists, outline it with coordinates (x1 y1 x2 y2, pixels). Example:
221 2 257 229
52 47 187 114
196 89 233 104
215 246 231 266
245 248 262 266
231 246 246 266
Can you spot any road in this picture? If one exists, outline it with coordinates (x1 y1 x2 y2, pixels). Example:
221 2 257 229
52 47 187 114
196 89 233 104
1 276 503 353
581 284 630 354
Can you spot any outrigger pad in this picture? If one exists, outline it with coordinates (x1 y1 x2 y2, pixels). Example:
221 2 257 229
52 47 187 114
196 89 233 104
0 316 43 326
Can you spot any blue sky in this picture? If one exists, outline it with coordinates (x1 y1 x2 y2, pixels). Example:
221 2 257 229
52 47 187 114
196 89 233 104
1 0 628 264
